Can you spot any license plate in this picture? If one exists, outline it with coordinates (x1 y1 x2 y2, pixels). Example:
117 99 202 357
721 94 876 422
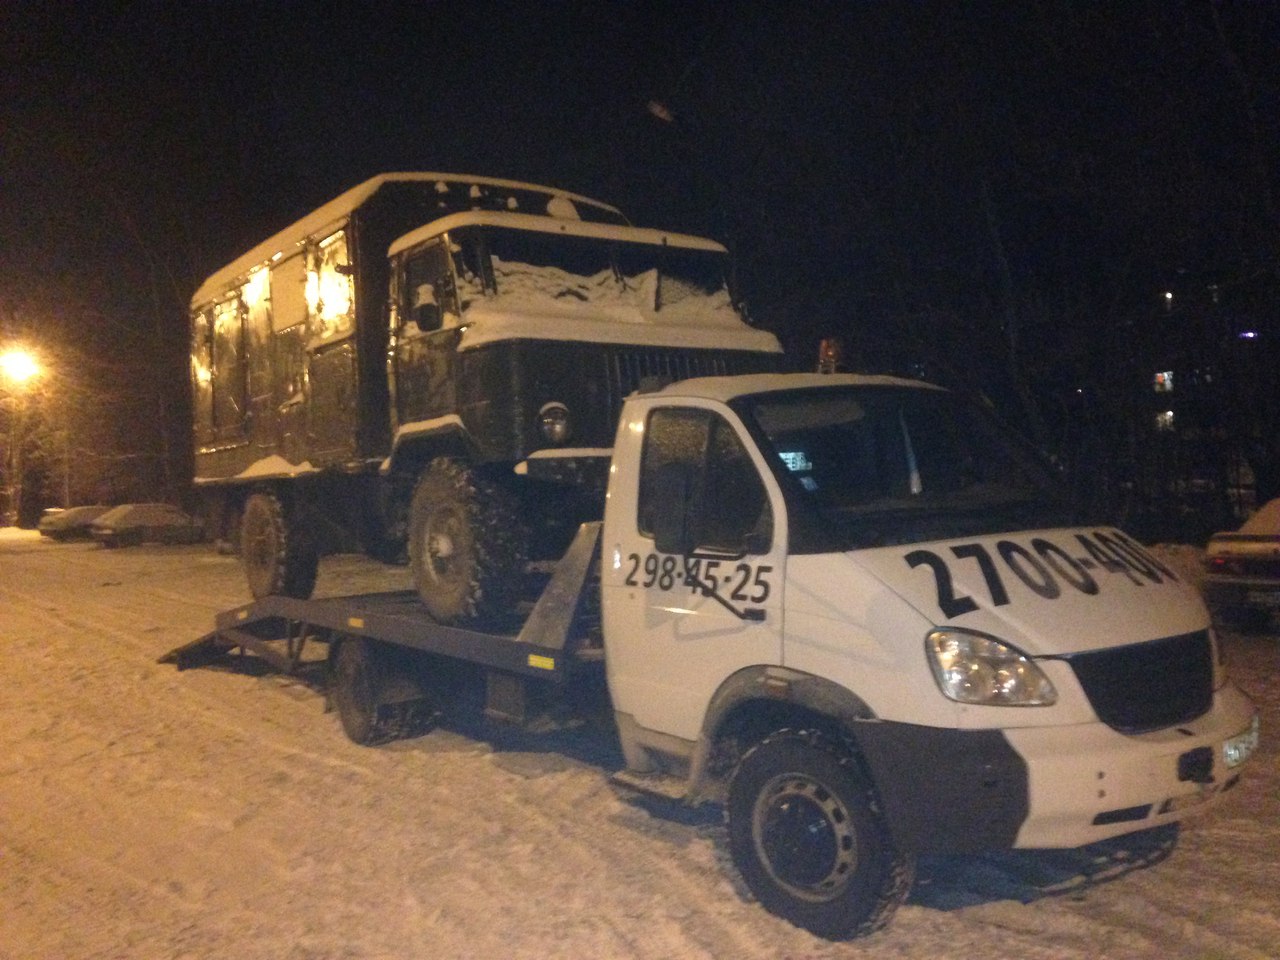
1224 715 1260 769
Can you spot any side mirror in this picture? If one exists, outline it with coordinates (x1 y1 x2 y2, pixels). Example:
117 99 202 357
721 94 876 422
650 462 698 556
412 301 442 332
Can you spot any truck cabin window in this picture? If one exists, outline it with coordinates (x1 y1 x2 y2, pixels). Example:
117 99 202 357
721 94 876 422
742 385 1070 546
402 241 457 331
638 407 772 555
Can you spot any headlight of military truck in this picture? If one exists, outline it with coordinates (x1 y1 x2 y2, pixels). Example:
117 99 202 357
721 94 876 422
538 402 572 445
926 628 1058 706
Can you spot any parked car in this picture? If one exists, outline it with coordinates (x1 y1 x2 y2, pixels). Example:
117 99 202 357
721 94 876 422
1203 497 1280 631
38 505 110 541
89 503 204 548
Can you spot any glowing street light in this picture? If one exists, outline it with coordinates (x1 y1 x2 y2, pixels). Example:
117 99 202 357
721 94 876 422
1 348 40 384
1 348 41 388
2 346 44 525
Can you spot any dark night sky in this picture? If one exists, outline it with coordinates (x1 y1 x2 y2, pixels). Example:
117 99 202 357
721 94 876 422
1 0 1277 504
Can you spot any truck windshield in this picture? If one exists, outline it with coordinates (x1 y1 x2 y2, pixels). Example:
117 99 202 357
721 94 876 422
450 226 738 321
741 384 1075 548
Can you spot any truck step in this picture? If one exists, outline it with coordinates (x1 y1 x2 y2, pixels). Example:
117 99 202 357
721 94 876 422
609 768 689 802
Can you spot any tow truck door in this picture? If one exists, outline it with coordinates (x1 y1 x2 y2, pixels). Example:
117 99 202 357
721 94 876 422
602 400 786 741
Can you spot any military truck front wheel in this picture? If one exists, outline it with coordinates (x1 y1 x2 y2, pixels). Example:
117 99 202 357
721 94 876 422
240 491 319 600
408 458 527 624
727 729 914 940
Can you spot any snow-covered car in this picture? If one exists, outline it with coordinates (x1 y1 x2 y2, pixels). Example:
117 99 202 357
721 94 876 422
89 503 204 548
38 505 111 541
1203 497 1280 631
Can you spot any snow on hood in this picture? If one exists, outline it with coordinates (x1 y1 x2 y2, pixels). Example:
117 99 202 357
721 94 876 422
452 257 781 353
457 301 782 353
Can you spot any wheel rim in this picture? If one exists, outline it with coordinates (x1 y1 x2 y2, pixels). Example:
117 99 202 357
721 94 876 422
753 772 858 902
422 504 466 587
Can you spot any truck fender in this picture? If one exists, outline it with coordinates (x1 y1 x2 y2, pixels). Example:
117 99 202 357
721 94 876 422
687 666 876 800
383 418 473 477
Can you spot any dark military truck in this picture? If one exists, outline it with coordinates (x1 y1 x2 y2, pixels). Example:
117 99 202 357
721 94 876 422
189 173 782 620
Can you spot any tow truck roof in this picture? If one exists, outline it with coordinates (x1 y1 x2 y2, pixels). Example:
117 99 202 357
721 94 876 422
645 372 945 404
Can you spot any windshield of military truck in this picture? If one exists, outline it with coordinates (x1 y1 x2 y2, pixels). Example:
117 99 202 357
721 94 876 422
449 227 742 324
742 385 1076 548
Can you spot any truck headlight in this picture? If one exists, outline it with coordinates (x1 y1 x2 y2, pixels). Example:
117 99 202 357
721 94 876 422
926 628 1057 706
538 402 572 445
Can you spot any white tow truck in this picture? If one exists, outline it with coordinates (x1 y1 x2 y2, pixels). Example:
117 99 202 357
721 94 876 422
167 372 1259 939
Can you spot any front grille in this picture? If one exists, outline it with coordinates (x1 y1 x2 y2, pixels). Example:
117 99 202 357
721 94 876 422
1062 630 1213 733
603 348 767 427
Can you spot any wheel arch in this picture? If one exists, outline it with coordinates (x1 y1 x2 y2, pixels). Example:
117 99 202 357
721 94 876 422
385 424 476 481
688 666 878 800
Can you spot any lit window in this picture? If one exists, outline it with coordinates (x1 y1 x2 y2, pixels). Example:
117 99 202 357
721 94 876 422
306 231 355 343
242 267 268 309
1155 410 1175 431
1153 371 1174 393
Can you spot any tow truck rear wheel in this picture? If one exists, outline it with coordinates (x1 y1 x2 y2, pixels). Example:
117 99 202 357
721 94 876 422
329 638 394 746
408 458 527 624
240 491 319 600
727 729 914 940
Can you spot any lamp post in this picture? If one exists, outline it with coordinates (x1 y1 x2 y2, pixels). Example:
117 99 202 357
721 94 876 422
1 347 42 526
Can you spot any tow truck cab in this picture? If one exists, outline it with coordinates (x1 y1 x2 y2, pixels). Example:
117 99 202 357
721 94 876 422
600 373 1257 933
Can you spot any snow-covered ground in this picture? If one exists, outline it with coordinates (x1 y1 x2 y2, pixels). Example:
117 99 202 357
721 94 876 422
1 528 1277 960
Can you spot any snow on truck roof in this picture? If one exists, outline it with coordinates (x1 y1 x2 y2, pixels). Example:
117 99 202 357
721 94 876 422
190 173 626 308
387 210 727 258
644 372 946 403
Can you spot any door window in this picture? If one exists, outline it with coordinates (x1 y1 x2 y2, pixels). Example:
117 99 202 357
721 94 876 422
400 239 459 330
638 407 772 553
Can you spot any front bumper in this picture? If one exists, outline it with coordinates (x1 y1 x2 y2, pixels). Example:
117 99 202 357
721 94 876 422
1005 682 1257 848
853 683 1257 853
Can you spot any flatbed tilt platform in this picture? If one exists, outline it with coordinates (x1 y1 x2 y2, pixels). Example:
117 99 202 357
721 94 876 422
161 523 603 735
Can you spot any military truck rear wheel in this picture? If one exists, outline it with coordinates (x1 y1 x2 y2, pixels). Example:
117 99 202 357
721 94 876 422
408 458 527 624
240 491 319 600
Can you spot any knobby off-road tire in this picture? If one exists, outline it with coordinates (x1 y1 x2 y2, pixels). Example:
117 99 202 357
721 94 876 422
408 458 527 624
727 729 915 940
240 491 319 600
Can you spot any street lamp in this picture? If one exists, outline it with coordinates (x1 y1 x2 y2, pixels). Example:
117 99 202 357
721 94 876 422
1 348 40 386
1 346 43 526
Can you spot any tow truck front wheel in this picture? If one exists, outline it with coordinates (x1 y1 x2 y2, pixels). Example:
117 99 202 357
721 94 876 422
727 729 914 940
